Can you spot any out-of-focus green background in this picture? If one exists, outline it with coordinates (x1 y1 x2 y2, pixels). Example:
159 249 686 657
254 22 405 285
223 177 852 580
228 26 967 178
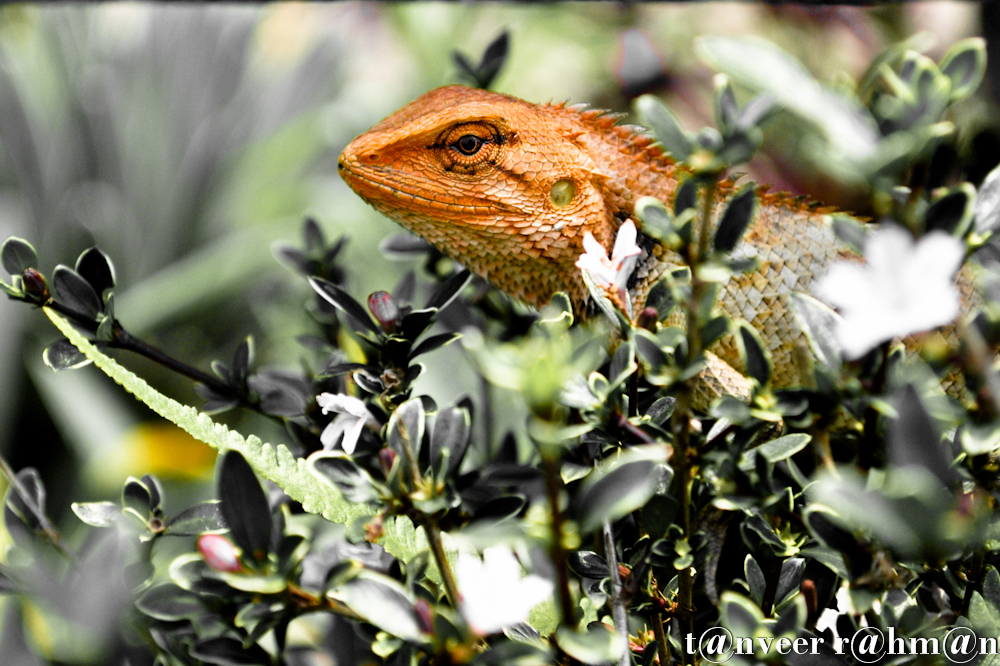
0 4 996 662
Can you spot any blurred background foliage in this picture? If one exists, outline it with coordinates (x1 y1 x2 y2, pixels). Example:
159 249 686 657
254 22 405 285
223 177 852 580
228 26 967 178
0 3 998 662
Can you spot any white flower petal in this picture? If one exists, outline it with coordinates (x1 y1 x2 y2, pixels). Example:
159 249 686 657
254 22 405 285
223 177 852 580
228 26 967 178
581 232 606 259
611 220 641 264
320 415 350 450
316 393 375 422
341 414 367 454
814 224 965 359
456 545 553 635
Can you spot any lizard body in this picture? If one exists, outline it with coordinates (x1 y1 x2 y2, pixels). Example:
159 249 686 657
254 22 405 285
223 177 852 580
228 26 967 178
339 85 977 397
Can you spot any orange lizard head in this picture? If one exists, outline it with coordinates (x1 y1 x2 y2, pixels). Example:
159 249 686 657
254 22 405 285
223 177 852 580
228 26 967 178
339 85 620 310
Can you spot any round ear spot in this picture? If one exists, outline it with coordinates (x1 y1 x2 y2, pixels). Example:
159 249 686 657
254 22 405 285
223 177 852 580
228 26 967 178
550 179 576 208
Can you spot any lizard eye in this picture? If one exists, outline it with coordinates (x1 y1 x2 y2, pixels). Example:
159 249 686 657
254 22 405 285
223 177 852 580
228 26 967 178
455 135 485 155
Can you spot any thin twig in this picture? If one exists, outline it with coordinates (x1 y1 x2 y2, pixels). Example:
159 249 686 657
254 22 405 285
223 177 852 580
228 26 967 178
544 455 576 625
603 521 631 666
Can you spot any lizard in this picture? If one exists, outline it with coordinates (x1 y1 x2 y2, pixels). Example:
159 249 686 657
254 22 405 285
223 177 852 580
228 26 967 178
337 84 979 408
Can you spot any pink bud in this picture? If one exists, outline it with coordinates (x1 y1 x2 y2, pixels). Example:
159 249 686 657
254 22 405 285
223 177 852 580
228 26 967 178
414 598 434 634
379 448 397 478
197 534 242 572
367 291 399 332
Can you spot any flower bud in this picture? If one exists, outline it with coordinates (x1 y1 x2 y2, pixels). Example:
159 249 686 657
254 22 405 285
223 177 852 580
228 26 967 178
22 268 49 301
636 307 658 331
197 534 242 572
367 291 399 333
414 598 434 634
379 447 397 478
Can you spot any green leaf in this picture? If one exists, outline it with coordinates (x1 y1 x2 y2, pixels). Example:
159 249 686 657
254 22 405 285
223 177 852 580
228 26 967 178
925 183 975 238
720 591 764 638
71 501 119 528
472 639 554 666
338 571 424 642
74 246 116 297
122 477 152 521
739 434 810 471
0 237 37 276
977 163 1000 234
571 448 667 533
135 584 205 621
939 37 986 102
736 321 771 386
165 501 226 536
190 637 272 666
219 451 273 562
309 277 381 335
970 569 1000 637
634 196 675 244
889 384 952 486
700 315 730 350
714 74 739 131
52 265 103 319
309 453 382 504
554 624 625 665
714 183 757 253
426 268 472 311
696 36 879 169
635 95 693 160
42 338 92 371
431 405 471 479
388 397 426 473
744 555 765 606
410 332 461 360
788 292 842 372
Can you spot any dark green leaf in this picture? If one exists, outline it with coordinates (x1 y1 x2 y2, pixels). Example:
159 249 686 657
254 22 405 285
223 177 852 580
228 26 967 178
455 30 510 90
634 196 674 243
0 237 37 276
975 162 1000 233
645 397 675 426
309 277 380 335
744 555 765 606
135 584 205 621
736 321 771 386
939 37 986 102
303 216 325 253
271 242 308 274
641 494 677 540
431 405 471 478
165 501 225 536
925 184 975 238
472 639 553 665
736 93 776 130
700 315 730 350
190 637 272 666
410 332 461 360
775 557 805 605
739 434 810 471
644 279 677 320
715 75 738 131
555 624 624 664
380 233 433 258
568 551 609 578
788 292 842 372
52 265 103 319
634 329 668 370
309 454 382 503
572 457 662 533
122 477 152 519
71 501 119 527
889 384 953 486
714 183 757 252
339 572 423 641
635 95 693 160
426 268 471 311
42 338 91 371
219 451 273 561
401 308 437 340
74 246 116 297
232 337 254 388
675 179 697 214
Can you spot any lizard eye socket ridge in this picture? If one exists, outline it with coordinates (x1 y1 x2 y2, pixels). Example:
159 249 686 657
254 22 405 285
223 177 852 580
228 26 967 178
455 135 485 155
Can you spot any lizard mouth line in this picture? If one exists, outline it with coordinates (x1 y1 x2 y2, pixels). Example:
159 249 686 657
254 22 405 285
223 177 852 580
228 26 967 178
340 162 525 217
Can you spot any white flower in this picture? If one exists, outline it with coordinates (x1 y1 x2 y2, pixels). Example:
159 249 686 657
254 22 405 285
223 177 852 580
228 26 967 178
575 220 642 304
456 545 553 635
316 393 377 454
813 225 965 360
